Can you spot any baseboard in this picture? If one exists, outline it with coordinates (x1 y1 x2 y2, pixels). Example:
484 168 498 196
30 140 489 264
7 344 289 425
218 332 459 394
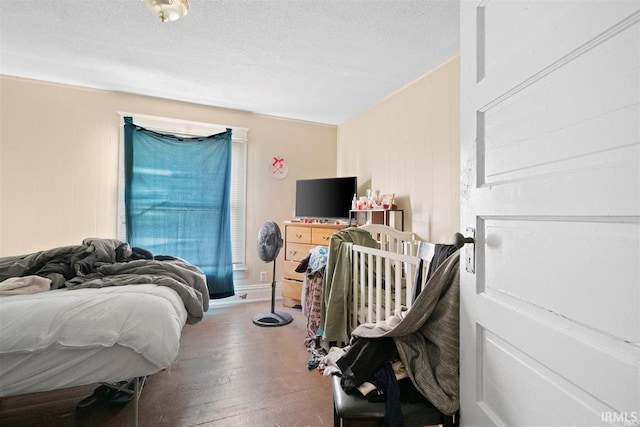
208 282 281 308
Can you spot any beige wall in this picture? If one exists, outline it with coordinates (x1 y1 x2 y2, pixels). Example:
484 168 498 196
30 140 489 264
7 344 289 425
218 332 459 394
0 76 337 284
337 55 460 243
1 54 460 284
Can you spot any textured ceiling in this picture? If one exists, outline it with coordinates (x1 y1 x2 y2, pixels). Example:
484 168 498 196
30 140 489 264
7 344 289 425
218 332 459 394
0 0 459 125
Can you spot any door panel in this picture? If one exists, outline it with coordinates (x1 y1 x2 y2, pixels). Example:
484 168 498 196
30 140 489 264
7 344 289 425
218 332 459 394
460 1 640 425
477 327 627 426
481 20 639 187
479 1 639 97
483 218 639 341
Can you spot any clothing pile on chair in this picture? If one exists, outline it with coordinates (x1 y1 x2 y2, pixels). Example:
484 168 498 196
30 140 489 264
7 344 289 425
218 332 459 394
324 249 460 427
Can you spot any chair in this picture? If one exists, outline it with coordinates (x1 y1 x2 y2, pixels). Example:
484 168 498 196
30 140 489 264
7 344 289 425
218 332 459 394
331 241 460 427
332 375 457 427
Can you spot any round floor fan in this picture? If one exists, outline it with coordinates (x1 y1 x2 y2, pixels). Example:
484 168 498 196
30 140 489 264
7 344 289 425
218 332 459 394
252 220 293 327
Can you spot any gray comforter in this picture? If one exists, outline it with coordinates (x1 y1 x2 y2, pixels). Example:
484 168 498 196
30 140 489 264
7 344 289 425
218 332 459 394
0 238 209 324
349 252 460 415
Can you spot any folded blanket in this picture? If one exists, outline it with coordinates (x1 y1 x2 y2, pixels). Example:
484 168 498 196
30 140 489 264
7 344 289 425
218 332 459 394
0 276 52 295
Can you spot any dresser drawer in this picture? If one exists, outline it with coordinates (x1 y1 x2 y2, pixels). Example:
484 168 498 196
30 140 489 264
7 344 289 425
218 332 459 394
282 279 302 300
311 228 336 245
284 260 305 281
286 226 312 243
284 242 315 262
281 222 345 306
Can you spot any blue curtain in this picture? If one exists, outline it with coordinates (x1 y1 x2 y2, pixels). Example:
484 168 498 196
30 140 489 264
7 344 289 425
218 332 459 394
123 117 234 299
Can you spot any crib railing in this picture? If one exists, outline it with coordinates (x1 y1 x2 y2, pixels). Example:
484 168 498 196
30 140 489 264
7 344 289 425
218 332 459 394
347 224 444 331
350 244 423 329
358 224 419 256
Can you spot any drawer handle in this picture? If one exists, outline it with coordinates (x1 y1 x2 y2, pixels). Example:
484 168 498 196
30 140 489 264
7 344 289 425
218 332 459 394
289 250 297 256
296 233 303 238
322 235 329 240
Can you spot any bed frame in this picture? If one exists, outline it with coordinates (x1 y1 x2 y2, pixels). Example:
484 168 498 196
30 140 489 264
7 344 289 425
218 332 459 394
349 224 435 330
0 286 183 427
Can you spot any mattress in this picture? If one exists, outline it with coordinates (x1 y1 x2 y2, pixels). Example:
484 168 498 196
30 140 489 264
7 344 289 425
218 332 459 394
0 284 187 397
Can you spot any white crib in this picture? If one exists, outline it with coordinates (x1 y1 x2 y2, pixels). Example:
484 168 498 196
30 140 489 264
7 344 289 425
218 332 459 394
349 224 435 330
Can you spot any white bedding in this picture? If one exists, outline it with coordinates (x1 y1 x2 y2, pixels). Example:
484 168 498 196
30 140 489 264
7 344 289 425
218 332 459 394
0 284 187 397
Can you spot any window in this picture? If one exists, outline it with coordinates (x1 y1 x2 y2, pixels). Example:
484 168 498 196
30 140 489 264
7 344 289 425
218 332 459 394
117 113 247 270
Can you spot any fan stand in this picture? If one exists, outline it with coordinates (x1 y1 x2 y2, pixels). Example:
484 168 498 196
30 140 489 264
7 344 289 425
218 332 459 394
252 260 293 327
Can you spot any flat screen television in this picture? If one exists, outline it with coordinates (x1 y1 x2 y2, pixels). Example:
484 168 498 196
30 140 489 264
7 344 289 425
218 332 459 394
295 176 357 219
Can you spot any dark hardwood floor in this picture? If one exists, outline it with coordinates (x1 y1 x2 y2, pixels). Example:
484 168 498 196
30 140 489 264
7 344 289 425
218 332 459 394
0 302 338 427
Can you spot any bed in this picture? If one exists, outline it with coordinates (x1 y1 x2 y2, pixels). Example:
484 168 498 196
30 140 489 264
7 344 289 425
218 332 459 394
0 237 209 423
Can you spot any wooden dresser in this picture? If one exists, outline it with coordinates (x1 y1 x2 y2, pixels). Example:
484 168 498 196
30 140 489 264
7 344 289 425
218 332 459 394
282 222 346 308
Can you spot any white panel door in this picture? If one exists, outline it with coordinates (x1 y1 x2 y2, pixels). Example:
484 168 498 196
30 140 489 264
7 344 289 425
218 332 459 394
460 1 640 426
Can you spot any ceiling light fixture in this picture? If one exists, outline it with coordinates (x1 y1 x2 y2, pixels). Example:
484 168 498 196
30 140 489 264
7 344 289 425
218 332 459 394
142 0 190 23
